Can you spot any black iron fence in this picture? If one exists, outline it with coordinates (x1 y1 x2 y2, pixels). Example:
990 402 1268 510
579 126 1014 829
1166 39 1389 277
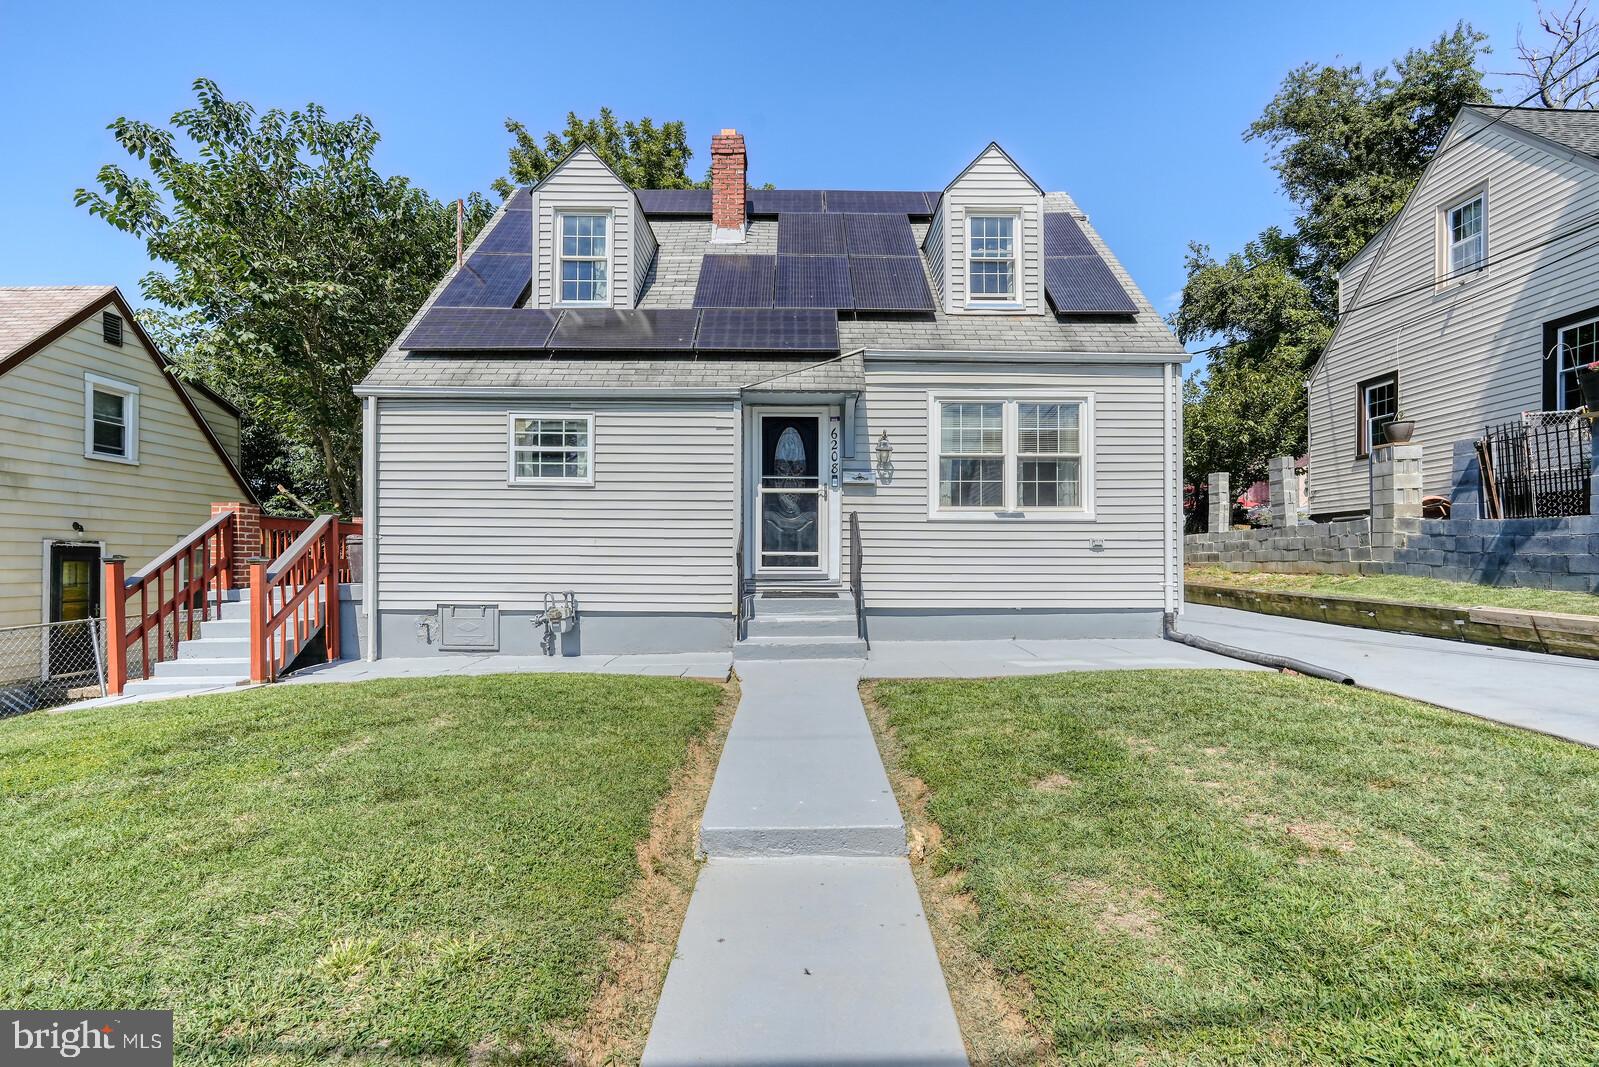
1478 412 1592 519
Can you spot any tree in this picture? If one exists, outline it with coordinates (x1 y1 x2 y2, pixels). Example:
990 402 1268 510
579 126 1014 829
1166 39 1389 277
1511 1 1599 107
77 79 493 514
1176 25 1491 491
1174 232 1331 486
494 109 702 197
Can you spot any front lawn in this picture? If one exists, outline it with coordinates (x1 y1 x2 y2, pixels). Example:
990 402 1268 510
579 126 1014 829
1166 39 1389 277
1187 563 1599 616
869 670 1599 1065
0 674 727 1064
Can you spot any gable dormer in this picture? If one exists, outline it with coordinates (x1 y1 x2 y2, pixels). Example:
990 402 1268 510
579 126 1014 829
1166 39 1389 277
531 144 658 309
926 143 1045 316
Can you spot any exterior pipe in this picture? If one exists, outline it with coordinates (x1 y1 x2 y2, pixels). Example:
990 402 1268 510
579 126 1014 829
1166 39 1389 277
1163 612 1355 685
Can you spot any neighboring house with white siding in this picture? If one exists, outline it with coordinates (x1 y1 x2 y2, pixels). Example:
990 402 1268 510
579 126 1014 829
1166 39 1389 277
358 134 1186 658
0 286 254 633
1309 105 1599 518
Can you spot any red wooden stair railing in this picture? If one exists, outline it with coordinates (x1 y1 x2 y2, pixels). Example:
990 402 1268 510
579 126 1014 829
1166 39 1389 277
250 515 342 683
103 511 236 695
262 515 363 582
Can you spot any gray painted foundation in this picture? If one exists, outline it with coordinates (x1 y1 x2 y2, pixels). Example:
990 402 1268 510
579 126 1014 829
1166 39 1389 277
865 606 1162 640
375 609 734 658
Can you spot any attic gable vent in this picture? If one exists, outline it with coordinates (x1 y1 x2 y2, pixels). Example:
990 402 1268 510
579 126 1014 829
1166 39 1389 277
102 311 123 346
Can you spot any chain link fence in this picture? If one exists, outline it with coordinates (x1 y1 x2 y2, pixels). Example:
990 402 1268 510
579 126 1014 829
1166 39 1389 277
0 620 108 717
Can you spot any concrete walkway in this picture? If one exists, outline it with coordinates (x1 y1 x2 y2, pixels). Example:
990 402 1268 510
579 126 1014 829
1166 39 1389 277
642 660 968 1066
1183 604 1599 747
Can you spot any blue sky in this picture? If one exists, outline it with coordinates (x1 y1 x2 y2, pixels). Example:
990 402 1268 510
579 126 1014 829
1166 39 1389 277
1 0 1529 373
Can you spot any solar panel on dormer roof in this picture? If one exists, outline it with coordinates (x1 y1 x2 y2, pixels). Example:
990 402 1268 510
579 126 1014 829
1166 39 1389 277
848 257 935 311
1043 212 1096 258
842 213 920 256
1044 256 1138 314
548 309 700 350
636 189 712 215
775 255 853 309
475 210 533 254
778 213 846 255
693 254 776 308
401 307 558 350
435 253 532 308
824 190 932 215
695 309 839 352
504 188 532 211
750 189 824 214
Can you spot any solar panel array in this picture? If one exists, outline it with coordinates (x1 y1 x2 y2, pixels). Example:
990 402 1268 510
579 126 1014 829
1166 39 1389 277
401 307 838 354
635 189 937 217
775 255 853 309
764 212 934 311
1042 213 1137 314
694 254 776 308
429 204 536 310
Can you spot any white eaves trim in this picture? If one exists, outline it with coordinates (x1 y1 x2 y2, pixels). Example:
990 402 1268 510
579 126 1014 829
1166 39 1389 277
863 349 1190 365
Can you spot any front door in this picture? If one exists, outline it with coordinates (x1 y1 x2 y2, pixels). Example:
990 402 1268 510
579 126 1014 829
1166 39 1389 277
48 544 100 679
756 412 828 575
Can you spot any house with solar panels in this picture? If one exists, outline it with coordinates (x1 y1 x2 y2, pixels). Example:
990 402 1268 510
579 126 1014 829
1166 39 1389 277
355 132 1187 659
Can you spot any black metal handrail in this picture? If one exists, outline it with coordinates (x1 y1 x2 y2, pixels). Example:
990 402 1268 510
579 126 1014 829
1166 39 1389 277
849 511 869 650
735 528 753 641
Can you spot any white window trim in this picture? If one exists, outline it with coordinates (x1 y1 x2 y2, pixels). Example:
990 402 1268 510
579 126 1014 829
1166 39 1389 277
963 208 1024 310
506 412 596 487
553 209 615 307
925 389 1096 521
83 372 139 465
1556 315 1599 410
1438 188 1487 283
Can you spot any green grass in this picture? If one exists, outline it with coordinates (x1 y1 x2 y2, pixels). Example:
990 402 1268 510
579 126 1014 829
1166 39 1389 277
0 674 724 1065
1187 564 1599 616
872 670 1599 1065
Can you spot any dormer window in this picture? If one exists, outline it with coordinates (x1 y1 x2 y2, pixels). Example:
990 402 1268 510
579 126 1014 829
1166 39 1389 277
558 212 610 304
967 214 1018 304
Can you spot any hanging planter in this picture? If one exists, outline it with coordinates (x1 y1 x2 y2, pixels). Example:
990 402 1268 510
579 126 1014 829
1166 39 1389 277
1383 416 1415 445
1578 361 1599 411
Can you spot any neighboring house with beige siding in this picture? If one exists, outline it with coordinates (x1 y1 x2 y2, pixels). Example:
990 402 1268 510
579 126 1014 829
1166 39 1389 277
1308 105 1599 518
0 286 255 632
358 136 1186 660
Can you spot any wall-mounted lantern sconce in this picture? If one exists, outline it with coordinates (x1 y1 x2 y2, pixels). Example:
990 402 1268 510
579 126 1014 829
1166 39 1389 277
875 431 894 472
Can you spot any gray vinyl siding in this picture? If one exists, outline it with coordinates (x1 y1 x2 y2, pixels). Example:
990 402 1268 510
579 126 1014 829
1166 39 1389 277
1308 111 1599 515
936 146 1045 315
843 360 1174 610
922 208 947 305
632 195 658 306
531 148 650 310
374 398 737 613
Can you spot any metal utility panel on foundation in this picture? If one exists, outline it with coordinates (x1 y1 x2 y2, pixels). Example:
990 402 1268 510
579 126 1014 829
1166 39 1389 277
438 604 499 651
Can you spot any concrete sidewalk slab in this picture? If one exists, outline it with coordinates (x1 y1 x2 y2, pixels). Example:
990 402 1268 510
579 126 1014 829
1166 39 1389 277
1182 604 1599 747
699 660 904 857
862 636 1255 678
641 857 967 1067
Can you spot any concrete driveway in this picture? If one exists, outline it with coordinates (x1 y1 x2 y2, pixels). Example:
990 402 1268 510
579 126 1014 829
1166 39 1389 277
1181 603 1599 747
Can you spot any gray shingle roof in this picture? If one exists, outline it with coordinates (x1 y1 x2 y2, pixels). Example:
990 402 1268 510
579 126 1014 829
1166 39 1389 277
1472 105 1599 158
0 286 115 361
360 184 1180 395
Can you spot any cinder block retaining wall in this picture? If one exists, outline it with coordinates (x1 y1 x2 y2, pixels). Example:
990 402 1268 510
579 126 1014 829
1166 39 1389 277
1185 515 1599 593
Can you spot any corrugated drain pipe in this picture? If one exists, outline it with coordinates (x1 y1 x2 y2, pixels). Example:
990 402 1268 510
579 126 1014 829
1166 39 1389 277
1163 612 1355 686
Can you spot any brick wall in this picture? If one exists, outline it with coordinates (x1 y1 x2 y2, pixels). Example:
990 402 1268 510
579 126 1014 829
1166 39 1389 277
210 501 262 587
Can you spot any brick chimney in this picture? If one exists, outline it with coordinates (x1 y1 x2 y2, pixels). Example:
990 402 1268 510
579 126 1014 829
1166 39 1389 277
710 129 747 241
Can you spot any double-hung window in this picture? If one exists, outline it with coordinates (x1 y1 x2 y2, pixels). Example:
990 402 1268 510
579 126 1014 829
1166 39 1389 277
1445 194 1485 276
1556 316 1599 410
509 413 594 484
83 373 138 463
1357 374 1398 457
557 212 609 304
931 395 1092 516
967 214 1018 303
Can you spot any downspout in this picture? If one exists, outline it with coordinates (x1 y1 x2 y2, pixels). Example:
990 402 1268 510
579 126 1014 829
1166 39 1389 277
1162 362 1175 614
362 394 379 661
1163 612 1355 685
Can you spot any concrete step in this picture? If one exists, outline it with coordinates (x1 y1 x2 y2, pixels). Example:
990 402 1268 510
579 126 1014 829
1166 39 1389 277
700 661 903 857
734 635 868 661
176 637 250 661
744 613 858 639
150 656 249 680
199 618 250 640
751 590 855 618
642 857 966 1067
